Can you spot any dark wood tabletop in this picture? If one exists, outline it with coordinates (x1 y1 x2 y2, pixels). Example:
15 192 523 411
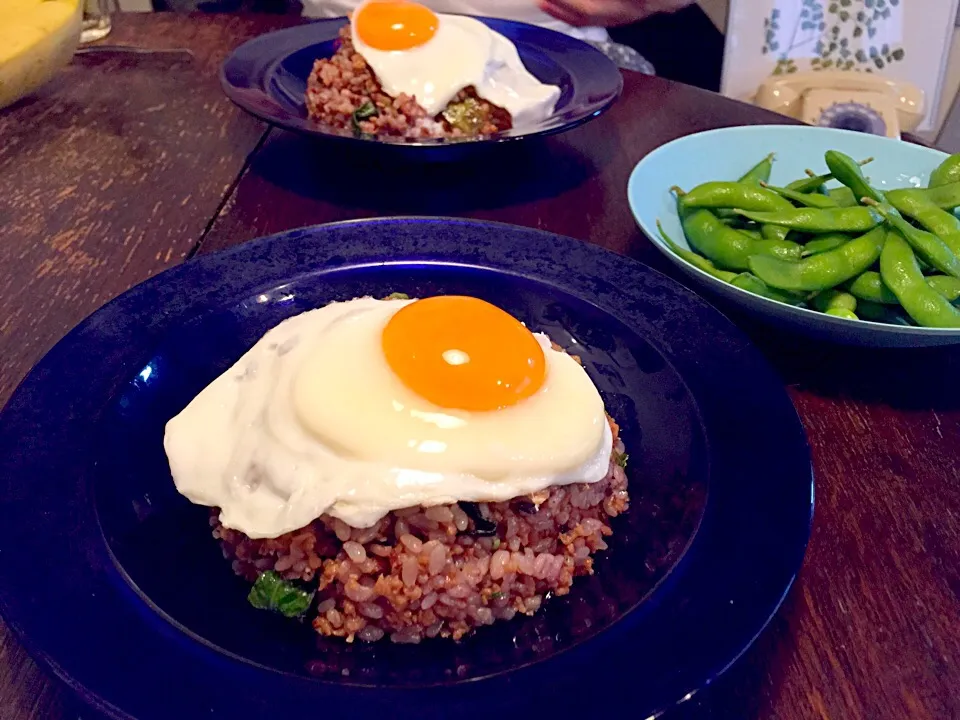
1 12 958 720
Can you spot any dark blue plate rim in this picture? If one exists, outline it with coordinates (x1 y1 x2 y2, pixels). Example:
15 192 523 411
219 17 623 149
0 218 813 720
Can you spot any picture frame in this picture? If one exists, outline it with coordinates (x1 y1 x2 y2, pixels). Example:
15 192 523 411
720 0 959 133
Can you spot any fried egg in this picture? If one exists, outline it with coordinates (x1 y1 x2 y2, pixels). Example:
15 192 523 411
349 0 560 127
165 296 612 538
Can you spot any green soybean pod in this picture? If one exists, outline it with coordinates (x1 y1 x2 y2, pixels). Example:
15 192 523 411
737 207 883 233
825 308 859 320
885 193 960 257
827 186 858 207
753 238 802 261
738 153 775 185
784 159 872 195
880 232 960 328
678 208 761 271
813 289 858 314
656 220 738 283
926 275 960 302
825 150 885 204
869 202 960 279
730 273 806 304
929 153 960 188
786 172 831 194
747 225 887 292
762 183 840 209
678 182 796 213
887 183 960 212
845 271 899 304
802 233 851 256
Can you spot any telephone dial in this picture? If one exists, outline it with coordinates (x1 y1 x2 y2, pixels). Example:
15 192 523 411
754 70 925 139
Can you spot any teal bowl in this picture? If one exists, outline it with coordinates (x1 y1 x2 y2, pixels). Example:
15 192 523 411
627 125 960 347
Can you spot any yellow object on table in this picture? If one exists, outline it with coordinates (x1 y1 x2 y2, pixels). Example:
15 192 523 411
0 0 82 110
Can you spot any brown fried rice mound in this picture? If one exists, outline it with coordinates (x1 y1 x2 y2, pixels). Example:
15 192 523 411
305 27 512 140
213 417 629 644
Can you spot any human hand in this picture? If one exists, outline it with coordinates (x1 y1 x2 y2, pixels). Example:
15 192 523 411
538 0 694 27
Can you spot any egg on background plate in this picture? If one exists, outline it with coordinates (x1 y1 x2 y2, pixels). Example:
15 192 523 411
164 296 612 539
348 0 561 127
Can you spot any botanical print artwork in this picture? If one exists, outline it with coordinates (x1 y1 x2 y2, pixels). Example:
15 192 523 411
722 0 955 132
762 0 906 76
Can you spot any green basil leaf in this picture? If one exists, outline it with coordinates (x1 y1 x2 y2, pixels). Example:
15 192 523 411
248 571 314 618
351 101 379 137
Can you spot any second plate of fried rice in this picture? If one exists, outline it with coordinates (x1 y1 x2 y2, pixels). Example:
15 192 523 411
220 17 623 156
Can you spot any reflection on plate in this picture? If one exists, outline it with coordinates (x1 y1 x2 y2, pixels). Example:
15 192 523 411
0 219 812 719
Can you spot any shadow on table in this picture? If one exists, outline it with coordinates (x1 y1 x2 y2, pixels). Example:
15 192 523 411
723 310 960 412
247 128 607 215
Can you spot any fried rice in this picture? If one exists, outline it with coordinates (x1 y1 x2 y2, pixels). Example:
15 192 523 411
305 27 512 140
213 417 628 644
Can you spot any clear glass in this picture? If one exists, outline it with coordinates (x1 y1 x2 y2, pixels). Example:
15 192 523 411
81 0 113 44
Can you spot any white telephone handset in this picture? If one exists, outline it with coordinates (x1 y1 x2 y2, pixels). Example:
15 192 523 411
754 70 925 139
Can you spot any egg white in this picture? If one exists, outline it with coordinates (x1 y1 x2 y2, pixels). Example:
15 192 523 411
164 297 612 538
351 10 560 127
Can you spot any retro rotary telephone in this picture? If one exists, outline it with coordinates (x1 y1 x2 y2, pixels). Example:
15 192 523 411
754 70 925 139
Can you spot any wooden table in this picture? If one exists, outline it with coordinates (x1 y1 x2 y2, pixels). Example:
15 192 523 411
1 12 958 720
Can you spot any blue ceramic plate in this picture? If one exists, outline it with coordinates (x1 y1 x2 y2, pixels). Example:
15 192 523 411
220 18 622 159
628 125 960 347
0 219 812 719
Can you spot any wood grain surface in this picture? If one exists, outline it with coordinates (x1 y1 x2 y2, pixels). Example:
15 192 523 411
0 12 958 720
0 13 274 720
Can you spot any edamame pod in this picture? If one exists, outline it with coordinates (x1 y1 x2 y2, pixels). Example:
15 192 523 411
926 275 960 302
825 308 858 320
730 273 806 304
678 182 796 213
762 183 840 209
738 153 775 185
813 289 858 314
736 207 883 233
869 202 960 279
747 226 887 292
784 159 872 194
657 220 738 282
827 186 858 207
802 233 851 256
887 183 960 212
825 150 885 203
678 182 795 244
879 231 960 327
885 193 960 256
845 271 899 304
786 172 830 194
929 153 960 188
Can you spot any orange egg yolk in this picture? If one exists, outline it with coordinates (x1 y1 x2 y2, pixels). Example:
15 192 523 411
381 296 546 412
355 0 438 51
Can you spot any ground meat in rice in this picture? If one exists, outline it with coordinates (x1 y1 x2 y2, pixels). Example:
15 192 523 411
213 416 628 644
304 27 512 140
